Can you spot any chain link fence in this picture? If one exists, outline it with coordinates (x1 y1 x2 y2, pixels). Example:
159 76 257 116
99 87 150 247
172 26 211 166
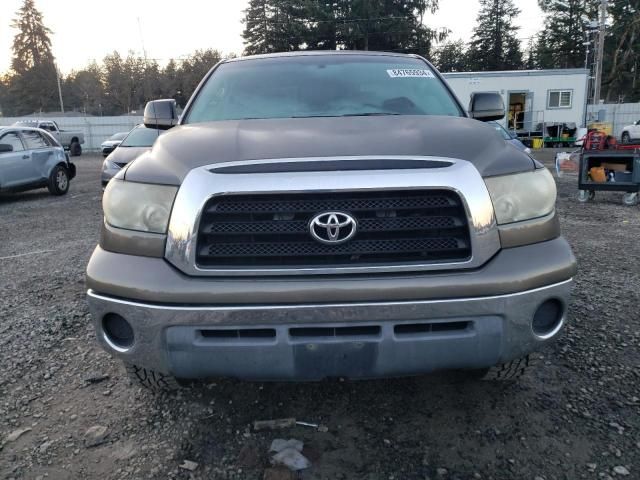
0 116 144 151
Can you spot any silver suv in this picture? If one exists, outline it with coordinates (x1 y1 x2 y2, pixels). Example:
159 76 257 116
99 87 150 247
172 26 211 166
87 51 576 390
0 126 75 195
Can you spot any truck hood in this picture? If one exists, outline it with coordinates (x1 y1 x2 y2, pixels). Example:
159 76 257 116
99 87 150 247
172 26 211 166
124 115 536 185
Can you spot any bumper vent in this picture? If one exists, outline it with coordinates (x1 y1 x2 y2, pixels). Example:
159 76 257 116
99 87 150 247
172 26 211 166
196 190 471 269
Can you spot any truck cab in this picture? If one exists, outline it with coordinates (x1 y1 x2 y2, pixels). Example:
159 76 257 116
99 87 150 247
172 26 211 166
87 51 576 390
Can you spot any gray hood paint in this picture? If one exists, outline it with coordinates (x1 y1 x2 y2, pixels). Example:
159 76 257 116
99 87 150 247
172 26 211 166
124 115 536 186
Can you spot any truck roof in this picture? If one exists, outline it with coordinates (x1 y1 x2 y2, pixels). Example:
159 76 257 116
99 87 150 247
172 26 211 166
224 50 423 64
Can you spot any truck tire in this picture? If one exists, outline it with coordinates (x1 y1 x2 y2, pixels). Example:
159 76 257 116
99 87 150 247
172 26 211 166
480 354 539 381
69 141 82 156
124 363 184 391
47 165 70 195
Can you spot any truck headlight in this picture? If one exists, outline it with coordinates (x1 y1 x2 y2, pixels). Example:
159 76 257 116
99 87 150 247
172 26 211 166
484 169 556 225
103 179 178 233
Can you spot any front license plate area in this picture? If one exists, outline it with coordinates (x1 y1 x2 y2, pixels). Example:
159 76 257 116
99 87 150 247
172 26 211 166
292 342 378 379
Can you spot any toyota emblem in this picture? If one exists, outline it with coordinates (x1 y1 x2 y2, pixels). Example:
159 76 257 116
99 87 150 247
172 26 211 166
309 212 358 245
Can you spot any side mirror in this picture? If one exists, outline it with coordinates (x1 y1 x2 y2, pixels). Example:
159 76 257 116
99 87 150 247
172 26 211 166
469 92 505 122
0 144 13 153
143 99 178 130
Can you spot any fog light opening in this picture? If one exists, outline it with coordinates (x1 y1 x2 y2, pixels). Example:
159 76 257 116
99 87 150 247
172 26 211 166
102 313 134 350
532 299 564 338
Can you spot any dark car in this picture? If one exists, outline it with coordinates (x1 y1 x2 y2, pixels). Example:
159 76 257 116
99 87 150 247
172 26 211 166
489 121 532 155
101 132 130 156
101 125 163 186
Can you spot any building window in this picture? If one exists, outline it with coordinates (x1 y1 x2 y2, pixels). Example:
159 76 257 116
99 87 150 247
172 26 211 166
548 90 572 109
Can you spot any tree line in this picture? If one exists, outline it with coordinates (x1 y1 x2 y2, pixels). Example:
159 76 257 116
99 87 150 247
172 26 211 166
0 0 638 117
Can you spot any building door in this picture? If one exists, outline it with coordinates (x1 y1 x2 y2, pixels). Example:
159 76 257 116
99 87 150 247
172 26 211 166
508 92 533 132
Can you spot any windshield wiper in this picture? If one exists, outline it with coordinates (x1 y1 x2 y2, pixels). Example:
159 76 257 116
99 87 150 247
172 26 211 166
290 112 402 119
339 112 402 117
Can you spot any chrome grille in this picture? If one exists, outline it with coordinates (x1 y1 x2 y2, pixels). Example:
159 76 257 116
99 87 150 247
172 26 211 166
196 190 471 268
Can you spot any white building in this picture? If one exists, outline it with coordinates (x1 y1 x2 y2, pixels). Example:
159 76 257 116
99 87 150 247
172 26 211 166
442 69 590 135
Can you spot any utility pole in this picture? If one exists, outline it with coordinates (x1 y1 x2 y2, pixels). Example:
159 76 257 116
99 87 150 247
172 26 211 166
593 0 607 105
55 62 65 114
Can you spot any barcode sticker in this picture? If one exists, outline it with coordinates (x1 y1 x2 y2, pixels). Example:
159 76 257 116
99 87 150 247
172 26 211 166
387 69 435 78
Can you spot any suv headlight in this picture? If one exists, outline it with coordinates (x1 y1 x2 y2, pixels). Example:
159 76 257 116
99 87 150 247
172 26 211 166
102 159 119 172
103 179 178 233
484 168 556 225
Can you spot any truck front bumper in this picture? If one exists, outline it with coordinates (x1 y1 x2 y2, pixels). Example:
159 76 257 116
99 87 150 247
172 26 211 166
87 237 575 380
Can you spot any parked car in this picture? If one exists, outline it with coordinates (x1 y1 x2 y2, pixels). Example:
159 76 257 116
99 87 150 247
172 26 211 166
101 132 129 157
621 120 640 144
101 125 163 186
87 51 576 390
13 120 84 156
574 127 588 147
0 126 76 195
488 121 532 154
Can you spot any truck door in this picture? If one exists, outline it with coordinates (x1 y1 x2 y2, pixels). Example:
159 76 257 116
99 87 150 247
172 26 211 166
0 131 30 189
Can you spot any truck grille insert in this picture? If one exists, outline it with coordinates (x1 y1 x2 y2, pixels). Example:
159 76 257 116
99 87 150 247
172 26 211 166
196 190 471 268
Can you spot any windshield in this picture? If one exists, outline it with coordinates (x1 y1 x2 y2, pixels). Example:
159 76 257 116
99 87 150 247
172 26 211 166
185 55 463 123
108 132 128 141
120 127 161 147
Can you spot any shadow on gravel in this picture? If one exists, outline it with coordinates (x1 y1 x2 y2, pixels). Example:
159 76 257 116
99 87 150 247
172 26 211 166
143 374 527 477
0 190 51 204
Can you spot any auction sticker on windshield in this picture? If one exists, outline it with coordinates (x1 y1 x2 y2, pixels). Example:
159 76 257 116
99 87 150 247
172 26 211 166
387 69 435 78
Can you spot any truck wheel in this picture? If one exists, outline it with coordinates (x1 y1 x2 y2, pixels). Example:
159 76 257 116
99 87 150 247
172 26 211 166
124 363 184 391
47 165 69 195
69 141 82 156
481 354 538 381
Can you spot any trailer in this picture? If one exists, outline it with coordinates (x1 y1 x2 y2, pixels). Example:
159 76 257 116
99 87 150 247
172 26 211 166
443 69 589 144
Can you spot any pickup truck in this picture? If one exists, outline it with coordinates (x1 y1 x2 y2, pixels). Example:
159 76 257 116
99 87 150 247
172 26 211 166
87 51 576 390
13 120 84 156
621 120 640 144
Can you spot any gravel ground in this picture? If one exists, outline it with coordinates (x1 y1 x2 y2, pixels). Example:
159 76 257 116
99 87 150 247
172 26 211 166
0 151 639 480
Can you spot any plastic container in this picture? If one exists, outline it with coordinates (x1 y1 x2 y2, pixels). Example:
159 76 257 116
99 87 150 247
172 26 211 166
614 171 633 183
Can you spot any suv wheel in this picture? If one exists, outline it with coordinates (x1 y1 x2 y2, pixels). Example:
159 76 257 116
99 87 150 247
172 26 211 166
47 165 69 195
124 363 184 391
621 132 631 144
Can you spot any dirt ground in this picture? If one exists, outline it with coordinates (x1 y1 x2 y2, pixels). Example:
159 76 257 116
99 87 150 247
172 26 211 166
0 151 639 480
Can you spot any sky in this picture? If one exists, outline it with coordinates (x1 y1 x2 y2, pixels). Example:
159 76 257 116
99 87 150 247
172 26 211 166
0 0 544 75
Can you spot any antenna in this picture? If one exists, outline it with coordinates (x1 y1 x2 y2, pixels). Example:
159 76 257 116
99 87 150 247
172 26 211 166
137 17 148 63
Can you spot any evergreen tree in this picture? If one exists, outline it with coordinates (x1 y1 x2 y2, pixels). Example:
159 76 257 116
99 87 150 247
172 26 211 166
242 0 305 55
10 0 54 74
178 49 223 99
242 0 444 57
524 37 539 69
433 40 468 72
466 0 524 71
535 0 600 69
8 0 59 114
63 62 105 115
603 0 640 102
